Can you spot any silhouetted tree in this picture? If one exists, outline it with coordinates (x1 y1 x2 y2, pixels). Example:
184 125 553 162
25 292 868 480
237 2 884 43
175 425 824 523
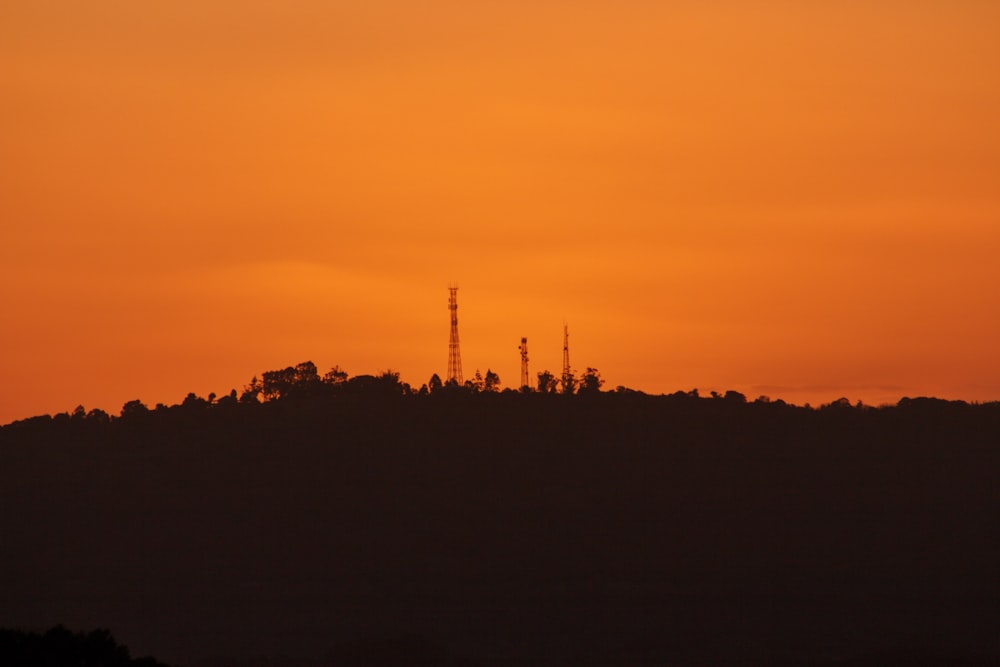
263 366 294 400
724 390 746 403
578 367 603 394
121 399 149 418
261 361 322 400
428 374 443 393
344 370 409 396
182 392 208 409
537 370 559 394
560 370 576 395
323 365 349 385
378 369 411 395
87 408 111 423
216 389 239 407
484 369 501 392
240 376 262 403
467 370 485 393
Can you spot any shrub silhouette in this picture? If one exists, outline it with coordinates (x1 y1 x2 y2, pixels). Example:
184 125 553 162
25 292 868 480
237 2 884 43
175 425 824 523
0 626 171 666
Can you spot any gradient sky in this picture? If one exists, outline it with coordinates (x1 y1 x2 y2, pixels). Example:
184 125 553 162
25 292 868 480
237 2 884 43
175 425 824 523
2 1 999 423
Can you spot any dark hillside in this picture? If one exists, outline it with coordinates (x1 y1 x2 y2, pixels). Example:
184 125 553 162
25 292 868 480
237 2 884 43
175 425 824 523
1 393 998 665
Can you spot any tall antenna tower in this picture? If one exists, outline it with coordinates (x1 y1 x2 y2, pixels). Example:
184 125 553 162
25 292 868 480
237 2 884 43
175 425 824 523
561 324 571 389
519 337 529 389
447 286 463 385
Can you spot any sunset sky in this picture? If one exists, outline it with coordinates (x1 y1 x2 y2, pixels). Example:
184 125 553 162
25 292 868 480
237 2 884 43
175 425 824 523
2 1 999 423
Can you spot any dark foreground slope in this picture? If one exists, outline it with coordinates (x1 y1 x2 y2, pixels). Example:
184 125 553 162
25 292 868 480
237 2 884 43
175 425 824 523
1 394 998 665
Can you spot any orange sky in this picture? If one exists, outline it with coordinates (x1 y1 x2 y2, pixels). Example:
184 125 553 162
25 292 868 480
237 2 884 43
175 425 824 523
2 1 999 423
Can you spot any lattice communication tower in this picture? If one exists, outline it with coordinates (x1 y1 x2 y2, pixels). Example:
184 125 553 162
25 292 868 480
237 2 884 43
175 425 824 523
447 286 464 385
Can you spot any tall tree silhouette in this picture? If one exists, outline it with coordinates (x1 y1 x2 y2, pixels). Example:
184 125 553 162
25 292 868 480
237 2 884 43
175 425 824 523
578 367 603 394
484 369 501 392
537 370 559 393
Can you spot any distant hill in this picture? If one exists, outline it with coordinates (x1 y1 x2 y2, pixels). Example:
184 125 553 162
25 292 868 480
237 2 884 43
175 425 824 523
1 370 998 665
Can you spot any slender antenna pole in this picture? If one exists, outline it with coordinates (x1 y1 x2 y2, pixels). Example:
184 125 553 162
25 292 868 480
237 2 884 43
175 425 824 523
519 337 529 389
561 324 571 392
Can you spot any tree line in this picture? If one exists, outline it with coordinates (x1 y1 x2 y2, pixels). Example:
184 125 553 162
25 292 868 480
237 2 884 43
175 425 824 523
4 361 609 428
4 358 1000 432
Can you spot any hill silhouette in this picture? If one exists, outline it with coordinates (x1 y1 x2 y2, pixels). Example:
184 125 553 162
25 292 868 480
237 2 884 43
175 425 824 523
1 363 998 665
